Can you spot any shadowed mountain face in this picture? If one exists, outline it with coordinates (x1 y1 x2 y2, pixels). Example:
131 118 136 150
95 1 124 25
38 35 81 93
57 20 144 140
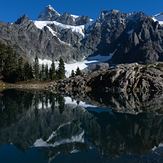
0 6 163 63
0 90 163 163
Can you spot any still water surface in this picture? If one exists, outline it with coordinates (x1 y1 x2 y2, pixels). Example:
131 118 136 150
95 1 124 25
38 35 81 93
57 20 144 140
0 90 163 163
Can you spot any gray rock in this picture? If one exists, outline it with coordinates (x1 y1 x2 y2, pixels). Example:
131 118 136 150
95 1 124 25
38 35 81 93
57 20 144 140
0 7 163 64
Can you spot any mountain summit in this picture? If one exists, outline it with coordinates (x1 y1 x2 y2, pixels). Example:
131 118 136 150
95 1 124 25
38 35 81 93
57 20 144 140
38 5 92 26
38 5 60 21
0 6 163 65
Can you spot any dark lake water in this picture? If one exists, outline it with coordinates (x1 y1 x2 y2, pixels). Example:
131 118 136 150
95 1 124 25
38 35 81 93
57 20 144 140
0 89 163 163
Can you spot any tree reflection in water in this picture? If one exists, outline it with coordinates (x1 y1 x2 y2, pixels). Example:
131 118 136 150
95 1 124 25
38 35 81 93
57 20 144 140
0 89 163 163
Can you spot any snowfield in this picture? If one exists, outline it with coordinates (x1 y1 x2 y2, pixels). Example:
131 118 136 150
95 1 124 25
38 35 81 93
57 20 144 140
34 20 85 37
38 54 113 77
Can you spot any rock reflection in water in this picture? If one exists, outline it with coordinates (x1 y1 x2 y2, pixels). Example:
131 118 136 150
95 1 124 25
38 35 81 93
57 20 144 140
0 90 163 163
87 91 163 114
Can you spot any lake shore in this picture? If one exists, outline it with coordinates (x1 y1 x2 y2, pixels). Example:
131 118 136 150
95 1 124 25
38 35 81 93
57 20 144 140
0 81 55 91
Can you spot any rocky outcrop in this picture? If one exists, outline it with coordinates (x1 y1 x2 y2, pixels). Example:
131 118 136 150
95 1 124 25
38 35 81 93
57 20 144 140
54 63 163 101
88 62 163 94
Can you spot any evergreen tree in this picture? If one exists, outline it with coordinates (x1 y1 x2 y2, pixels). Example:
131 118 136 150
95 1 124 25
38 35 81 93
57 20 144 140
57 57 65 79
0 43 34 82
49 60 56 80
29 65 34 80
41 64 46 80
17 57 24 81
71 70 75 77
2 48 18 83
56 95 65 114
75 67 82 76
34 56 39 80
45 64 49 80
23 62 33 80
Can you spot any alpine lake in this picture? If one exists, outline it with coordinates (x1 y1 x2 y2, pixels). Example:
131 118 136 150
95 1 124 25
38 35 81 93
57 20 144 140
0 89 163 163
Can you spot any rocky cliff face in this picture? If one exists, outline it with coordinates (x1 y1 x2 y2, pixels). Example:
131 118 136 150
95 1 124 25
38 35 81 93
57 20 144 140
0 15 83 62
88 62 163 94
0 5 163 64
111 13 163 63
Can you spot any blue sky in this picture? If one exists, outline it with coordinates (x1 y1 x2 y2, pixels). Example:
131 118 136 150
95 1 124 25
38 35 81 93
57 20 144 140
0 0 163 22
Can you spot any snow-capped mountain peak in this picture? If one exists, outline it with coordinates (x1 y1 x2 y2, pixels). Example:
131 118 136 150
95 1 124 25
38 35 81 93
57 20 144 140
38 5 60 21
37 5 93 26
46 4 56 12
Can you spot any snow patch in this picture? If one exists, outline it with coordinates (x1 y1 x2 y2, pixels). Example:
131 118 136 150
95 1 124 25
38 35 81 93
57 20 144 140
38 100 51 110
47 122 72 142
34 20 85 37
47 5 60 16
38 54 113 77
46 26 57 36
34 130 85 148
38 59 52 68
87 54 113 62
46 26 71 46
34 139 49 147
71 14 80 19
70 149 80 154
152 143 163 151
152 13 163 25
64 97 97 108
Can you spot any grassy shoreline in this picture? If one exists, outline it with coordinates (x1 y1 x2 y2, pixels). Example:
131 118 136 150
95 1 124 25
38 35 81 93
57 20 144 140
0 81 55 91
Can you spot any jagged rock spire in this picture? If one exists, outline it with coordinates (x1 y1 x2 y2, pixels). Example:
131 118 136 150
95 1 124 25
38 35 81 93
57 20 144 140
38 5 60 21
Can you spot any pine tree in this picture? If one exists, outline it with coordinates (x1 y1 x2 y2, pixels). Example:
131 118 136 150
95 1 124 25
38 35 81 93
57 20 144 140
0 43 34 82
45 64 49 80
56 95 65 114
41 64 46 80
71 70 75 77
29 65 34 80
2 49 18 83
34 56 39 80
49 60 56 80
57 57 65 79
75 67 82 76
17 57 24 81
24 62 33 80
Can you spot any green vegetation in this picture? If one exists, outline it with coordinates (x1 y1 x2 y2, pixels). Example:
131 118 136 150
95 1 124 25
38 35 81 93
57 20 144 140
49 60 56 80
75 67 82 76
34 56 39 80
57 57 66 79
71 70 75 77
0 43 66 83
70 67 82 77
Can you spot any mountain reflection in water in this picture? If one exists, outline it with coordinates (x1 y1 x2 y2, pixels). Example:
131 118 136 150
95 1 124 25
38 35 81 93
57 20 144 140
0 89 163 163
